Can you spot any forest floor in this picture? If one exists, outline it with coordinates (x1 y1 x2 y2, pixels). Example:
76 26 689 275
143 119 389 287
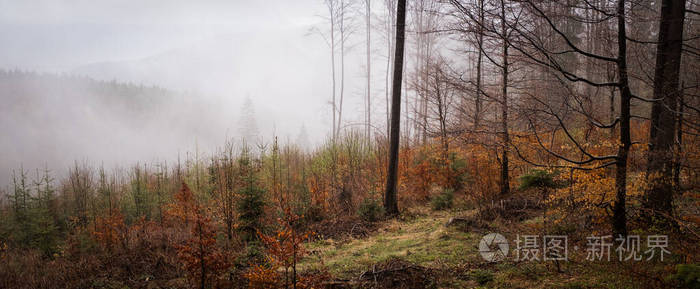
299 205 658 289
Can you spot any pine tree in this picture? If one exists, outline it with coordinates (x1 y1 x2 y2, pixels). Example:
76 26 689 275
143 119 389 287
238 96 260 144
130 164 150 221
28 168 59 257
9 168 31 246
236 146 266 243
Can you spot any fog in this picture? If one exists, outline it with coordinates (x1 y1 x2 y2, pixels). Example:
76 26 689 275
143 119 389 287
0 0 388 188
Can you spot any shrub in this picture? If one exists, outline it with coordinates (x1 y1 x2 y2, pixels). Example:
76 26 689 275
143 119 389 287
357 198 384 222
666 264 700 289
447 152 471 190
245 264 279 289
431 189 454 211
235 242 265 267
303 203 325 224
518 170 559 190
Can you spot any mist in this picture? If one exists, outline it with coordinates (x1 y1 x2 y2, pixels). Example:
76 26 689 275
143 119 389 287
0 0 384 187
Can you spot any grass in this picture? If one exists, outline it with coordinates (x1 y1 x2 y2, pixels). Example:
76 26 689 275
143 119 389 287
298 206 660 288
301 208 481 277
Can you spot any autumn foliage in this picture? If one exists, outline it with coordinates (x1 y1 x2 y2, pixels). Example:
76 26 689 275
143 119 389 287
247 203 319 289
92 211 128 251
168 182 230 289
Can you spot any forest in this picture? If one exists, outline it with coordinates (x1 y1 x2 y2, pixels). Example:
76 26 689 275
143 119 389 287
1 0 699 288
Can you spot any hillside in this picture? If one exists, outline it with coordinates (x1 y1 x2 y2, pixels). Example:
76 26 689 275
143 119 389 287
0 70 230 187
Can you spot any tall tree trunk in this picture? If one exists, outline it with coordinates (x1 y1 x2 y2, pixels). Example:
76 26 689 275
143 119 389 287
366 0 372 144
585 1 593 102
329 0 337 141
645 0 686 217
384 0 406 216
499 0 510 196
412 1 425 146
614 0 631 237
385 0 394 138
474 0 484 130
337 0 346 137
434 66 449 179
422 41 430 145
403 61 410 147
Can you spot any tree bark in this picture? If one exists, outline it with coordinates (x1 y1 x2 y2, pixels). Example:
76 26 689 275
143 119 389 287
645 0 686 217
674 91 683 191
384 0 406 216
613 0 631 237
474 0 484 130
499 0 510 196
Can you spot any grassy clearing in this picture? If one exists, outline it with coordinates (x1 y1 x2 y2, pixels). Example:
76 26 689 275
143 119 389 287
299 207 659 288
301 208 482 277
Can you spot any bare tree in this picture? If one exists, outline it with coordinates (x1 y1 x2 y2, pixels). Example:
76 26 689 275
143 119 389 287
498 0 510 196
410 0 440 145
68 161 93 226
424 57 456 167
613 0 633 236
448 0 514 196
213 142 237 244
516 0 634 235
336 0 356 137
645 0 687 218
474 0 485 130
383 0 396 137
365 0 372 143
384 0 407 216
321 0 339 140
449 0 639 235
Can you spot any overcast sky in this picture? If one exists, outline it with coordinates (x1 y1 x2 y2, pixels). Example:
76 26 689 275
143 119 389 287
0 0 322 68
0 0 395 187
